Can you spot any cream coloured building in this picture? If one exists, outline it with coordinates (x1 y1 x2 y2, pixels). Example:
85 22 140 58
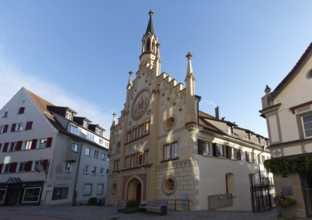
260 43 312 218
106 11 273 212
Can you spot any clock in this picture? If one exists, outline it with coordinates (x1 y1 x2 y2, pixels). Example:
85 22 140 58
132 89 151 120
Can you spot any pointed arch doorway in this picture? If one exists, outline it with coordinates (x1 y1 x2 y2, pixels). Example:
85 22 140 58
127 178 142 204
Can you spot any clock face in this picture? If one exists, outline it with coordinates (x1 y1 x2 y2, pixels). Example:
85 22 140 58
132 89 151 120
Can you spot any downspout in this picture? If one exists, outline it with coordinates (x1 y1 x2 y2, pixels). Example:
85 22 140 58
72 142 83 206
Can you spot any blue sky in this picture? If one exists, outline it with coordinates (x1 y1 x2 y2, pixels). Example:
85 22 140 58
1 1 312 138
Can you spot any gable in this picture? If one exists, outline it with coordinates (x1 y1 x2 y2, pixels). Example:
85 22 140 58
272 42 312 101
273 51 312 108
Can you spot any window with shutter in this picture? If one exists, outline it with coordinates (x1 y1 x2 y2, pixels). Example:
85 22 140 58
3 124 8 133
212 143 217 157
10 163 17 173
31 139 37 149
11 123 16 132
25 121 33 130
237 149 242 160
15 141 23 151
47 137 52 147
226 146 232 159
43 160 49 170
25 161 33 172
3 143 8 152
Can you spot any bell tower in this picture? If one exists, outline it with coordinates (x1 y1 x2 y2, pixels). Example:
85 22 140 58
140 10 160 74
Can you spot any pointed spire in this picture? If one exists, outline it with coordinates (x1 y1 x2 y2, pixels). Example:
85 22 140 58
145 10 155 35
127 71 133 89
186 52 194 79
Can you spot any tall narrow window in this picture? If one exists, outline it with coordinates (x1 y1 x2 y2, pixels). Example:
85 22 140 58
217 144 225 157
163 142 178 160
302 114 312 138
0 124 8 133
94 150 99 158
131 155 136 167
139 125 145 137
137 153 143 166
127 131 132 143
145 121 150 134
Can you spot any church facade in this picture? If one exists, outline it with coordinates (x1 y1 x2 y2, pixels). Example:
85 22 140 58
106 11 273 211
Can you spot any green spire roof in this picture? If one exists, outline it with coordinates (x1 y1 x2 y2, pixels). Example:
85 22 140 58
145 10 155 35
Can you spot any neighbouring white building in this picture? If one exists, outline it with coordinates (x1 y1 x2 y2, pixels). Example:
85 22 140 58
106 11 274 212
260 42 312 218
0 87 109 206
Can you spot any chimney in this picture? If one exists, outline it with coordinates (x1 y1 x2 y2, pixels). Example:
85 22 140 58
215 106 220 119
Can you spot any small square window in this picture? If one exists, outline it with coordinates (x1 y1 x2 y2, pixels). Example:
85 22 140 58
83 165 89 173
71 143 79 152
85 147 91 156
18 107 25 114
64 163 72 172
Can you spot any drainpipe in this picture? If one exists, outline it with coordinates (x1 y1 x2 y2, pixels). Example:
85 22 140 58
72 142 83 206
257 146 265 185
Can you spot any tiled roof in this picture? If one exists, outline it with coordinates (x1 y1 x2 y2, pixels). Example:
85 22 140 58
25 89 67 133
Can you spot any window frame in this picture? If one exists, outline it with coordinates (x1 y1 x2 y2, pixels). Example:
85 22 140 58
83 183 92 196
85 147 91 156
83 165 89 173
22 187 41 203
18 107 25 114
162 142 178 161
64 163 72 172
71 143 79 152
52 187 69 200
302 113 312 138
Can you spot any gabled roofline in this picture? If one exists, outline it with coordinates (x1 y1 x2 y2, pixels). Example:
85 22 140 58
271 42 312 100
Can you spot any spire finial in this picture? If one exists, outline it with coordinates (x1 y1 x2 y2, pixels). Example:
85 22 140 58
264 85 271 94
149 10 154 17
186 52 193 60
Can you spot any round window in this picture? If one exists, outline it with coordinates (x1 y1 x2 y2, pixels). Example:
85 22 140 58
162 176 177 195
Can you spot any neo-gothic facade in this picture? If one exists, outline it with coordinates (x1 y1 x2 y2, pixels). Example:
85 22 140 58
106 11 273 211
0 88 109 206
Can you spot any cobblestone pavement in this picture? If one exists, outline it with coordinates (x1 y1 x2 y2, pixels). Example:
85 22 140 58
0 205 311 220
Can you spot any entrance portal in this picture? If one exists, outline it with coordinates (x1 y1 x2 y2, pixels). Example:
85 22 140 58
127 178 142 204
